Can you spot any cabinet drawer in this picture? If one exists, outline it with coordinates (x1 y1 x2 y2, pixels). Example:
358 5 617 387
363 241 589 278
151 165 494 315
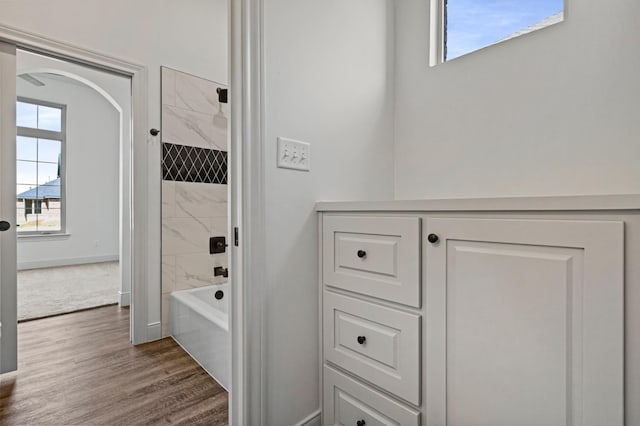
324 291 421 405
324 366 420 426
322 215 421 307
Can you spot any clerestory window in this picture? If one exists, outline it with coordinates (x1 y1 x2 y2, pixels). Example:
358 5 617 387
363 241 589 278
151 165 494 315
431 0 564 64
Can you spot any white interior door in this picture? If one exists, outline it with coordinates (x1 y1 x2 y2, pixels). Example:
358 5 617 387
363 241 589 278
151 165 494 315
0 40 17 374
426 217 624 426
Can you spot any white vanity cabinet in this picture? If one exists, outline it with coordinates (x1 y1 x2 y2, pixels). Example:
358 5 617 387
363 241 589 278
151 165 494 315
318 196 635 426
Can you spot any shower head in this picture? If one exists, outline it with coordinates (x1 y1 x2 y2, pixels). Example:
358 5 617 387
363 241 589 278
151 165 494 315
216 87 228 104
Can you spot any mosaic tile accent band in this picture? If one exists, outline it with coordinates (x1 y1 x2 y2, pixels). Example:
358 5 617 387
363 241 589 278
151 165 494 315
162 142 227 184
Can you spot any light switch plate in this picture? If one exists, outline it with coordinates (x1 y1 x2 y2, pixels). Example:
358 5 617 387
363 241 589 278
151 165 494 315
277 137 310 171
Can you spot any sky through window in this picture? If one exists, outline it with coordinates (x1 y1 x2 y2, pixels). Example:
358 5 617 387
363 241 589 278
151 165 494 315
445 0 564 61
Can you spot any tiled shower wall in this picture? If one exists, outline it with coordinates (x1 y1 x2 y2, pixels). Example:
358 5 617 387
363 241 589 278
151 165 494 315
161 67 228 337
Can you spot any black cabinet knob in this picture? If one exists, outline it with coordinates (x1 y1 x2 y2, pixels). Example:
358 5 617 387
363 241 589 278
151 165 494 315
427 233 439 244
0 221 10 232
357 250 367 258
357 335 366 345
357 420 366 426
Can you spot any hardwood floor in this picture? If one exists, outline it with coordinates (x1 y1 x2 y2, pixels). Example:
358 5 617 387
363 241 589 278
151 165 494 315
0 305 228 425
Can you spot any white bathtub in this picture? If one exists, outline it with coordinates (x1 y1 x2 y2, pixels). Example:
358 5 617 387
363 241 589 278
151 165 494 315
171 283 230 391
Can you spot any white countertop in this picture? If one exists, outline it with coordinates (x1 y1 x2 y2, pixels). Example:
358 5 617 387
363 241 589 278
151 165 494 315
316 194 640 212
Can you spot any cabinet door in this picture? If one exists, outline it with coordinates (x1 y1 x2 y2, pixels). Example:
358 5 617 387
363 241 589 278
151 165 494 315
425 218 623 426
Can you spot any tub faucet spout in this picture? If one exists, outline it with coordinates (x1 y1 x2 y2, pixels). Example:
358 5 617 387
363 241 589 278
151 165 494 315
214 266 229 278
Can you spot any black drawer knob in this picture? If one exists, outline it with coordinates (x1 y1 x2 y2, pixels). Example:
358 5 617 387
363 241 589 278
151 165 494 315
0 221 10 232
357 421 366 426
357 250 367 258
427 233 439 244
357 335 366 345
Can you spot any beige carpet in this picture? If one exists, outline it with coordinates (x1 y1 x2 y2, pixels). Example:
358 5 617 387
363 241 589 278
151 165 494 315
18 261 120 321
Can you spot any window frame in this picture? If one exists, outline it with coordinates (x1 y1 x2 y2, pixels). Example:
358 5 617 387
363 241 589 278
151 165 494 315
429 0 446 66
16 96 67 236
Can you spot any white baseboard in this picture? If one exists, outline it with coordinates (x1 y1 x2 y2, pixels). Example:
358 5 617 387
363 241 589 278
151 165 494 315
118 291 131 306
296 410 321 426
147 322 162 342
17 254 119 271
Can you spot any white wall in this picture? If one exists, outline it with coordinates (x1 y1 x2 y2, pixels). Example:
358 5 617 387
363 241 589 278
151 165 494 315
0 0 228 328
262 1 395 423
16 72 120 269
394 0 640 199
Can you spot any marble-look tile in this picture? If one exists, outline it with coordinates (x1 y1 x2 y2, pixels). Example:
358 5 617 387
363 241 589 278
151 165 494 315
162 181 176 218
162 217 211 256
161 67 176 107
175 253 215 291
175 71 221 115
212 109 228 151
219 102 229 118
162 255 176 293
175 182 227 219
210 217 229 238
162 105 222 150
162 293 171 337
212 275 227 285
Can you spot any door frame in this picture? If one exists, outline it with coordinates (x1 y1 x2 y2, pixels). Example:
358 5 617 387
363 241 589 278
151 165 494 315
0 40 17 373
0 23 151 345
229 0 266 423
1 6 265 421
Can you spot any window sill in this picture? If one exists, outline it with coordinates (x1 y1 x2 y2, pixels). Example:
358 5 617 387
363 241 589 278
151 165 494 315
18 233 71 241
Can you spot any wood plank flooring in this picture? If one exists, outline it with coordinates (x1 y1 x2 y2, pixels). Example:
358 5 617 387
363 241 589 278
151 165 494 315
0 305 228 425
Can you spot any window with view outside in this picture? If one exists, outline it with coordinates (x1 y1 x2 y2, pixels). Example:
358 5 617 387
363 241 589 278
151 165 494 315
445 0 564 61
16 100 65 233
